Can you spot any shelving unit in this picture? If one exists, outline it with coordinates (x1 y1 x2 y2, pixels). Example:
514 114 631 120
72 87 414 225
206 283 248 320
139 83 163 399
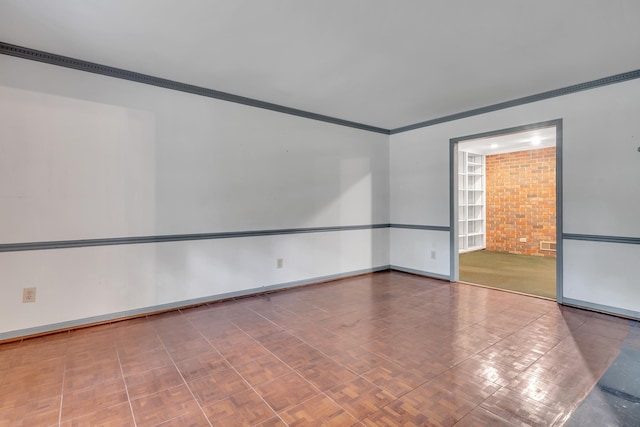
458 151 486 252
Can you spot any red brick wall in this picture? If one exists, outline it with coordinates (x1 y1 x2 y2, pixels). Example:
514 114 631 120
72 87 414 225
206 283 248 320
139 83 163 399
485 147 556 257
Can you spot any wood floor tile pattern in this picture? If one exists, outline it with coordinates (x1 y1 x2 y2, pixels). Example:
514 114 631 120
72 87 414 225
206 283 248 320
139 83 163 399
0 271 635 426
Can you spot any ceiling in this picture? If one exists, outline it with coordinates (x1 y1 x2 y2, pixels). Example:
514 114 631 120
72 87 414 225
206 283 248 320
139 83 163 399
1 1 639 130
459 127 556 155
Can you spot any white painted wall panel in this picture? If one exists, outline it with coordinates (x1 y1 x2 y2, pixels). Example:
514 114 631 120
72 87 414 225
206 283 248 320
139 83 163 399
0 228 389 337
561 90 640 238
390 78 640 237
563 240 640 314
389 130 450 226
0 86 157 242
0 55 390 240
390 228 450 278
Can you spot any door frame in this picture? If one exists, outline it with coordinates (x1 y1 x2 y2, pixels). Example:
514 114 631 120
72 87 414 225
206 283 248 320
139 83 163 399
449 119 563 302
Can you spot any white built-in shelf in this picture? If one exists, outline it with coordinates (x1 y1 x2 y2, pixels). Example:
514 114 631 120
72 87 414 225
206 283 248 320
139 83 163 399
458 151 486 253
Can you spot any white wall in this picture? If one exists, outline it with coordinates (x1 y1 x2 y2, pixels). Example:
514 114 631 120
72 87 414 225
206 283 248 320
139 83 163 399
563 240 640 314
0 229 389 334
390 228 449 278
390 78 640 315
2 52 639 338
0 55 390 338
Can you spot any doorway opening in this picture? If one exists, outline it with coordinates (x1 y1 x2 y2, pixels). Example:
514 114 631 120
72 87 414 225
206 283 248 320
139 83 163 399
450 120 562 301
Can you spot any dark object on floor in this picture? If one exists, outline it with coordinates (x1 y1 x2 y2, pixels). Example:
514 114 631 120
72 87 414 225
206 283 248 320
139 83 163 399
565 323 640 426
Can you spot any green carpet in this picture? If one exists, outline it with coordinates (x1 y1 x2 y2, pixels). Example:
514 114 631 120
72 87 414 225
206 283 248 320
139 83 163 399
459 250 556 299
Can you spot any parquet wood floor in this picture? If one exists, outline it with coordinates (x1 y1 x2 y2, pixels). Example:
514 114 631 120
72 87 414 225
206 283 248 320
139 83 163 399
0 271 634 426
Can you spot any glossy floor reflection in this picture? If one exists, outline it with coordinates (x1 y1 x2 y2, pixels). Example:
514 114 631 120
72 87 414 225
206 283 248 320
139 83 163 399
0 271 637 426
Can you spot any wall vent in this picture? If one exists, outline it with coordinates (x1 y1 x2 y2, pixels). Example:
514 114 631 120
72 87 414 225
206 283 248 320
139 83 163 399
540 241 557 251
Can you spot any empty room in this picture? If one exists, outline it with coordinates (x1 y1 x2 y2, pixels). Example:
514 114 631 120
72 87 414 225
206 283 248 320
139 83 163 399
1 1 640 426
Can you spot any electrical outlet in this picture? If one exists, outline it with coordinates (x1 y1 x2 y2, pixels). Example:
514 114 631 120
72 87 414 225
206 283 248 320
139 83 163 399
23 287 36 303
276 258 283 269
430 251 436 260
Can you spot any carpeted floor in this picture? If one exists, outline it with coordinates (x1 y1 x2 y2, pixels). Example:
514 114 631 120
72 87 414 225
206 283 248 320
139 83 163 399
459 250 556 299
